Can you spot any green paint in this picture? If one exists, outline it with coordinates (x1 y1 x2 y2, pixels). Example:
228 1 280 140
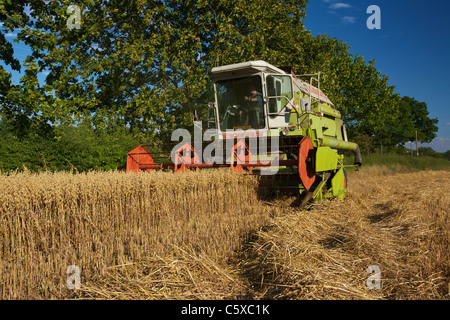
209 61 361 206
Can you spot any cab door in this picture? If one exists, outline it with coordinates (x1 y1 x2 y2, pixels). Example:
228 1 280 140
265 74 294 128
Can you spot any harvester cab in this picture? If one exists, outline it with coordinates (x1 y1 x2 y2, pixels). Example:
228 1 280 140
210 61 299 132
127 60 362 208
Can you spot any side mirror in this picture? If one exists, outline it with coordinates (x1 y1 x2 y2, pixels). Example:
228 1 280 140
300 97 310 112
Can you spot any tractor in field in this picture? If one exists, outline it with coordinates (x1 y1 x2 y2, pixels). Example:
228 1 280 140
127 60 362 208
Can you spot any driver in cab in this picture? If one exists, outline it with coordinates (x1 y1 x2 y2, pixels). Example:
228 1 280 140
241 84 263 127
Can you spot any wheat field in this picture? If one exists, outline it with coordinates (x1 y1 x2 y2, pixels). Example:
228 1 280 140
0 166 448 299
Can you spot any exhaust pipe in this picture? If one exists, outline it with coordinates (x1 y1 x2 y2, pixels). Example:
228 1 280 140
320 137 362 167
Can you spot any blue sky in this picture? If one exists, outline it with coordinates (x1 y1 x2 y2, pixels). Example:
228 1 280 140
304 0 450 152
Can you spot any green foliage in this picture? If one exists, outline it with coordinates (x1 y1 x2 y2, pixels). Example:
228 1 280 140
0 118 144 172
359 153 450 171
1 0 309 137
346 130 374 155
444 150 450 161
400 96 438 143
417 146 444 159
53 123 145 171
0 0 441 166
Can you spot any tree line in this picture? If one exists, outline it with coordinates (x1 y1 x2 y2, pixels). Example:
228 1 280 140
0 0 440 171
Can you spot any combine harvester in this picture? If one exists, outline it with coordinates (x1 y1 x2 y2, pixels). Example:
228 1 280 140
127 61 362 208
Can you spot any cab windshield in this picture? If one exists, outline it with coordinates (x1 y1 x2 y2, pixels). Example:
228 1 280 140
215 75 265 131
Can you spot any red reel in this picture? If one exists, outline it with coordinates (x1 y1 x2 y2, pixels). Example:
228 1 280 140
298 136 316 191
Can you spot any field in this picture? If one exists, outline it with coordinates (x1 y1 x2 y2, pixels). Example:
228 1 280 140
0 163 449 300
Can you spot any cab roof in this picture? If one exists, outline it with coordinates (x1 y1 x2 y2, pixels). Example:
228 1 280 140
210 60 334 106
210 60 286 80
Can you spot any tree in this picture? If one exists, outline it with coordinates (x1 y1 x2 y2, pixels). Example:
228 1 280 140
418 146 435 156
299 35 438 148
1 0 309 140
400 96 438 143
303 36 401 144
0 0 439 150
443 150 450 161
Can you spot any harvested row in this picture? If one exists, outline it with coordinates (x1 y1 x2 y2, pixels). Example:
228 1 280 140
239 168 450 299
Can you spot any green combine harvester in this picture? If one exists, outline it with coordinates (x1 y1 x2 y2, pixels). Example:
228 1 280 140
127 60 362 208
